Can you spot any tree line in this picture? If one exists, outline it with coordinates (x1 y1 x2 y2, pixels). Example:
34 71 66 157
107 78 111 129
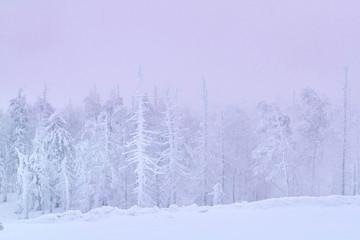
0 72 358 219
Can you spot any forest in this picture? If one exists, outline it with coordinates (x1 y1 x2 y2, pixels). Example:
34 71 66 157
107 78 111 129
0 72 358 219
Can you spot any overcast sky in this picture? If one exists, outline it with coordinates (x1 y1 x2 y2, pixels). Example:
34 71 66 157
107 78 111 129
1 0 360 111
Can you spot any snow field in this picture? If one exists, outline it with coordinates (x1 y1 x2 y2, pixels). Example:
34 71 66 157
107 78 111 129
1 195 360 240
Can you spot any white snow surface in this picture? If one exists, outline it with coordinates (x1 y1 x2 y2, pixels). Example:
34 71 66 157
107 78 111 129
1 195 360 240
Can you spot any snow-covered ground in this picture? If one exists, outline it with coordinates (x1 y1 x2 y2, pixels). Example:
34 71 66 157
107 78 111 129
1 195 360 240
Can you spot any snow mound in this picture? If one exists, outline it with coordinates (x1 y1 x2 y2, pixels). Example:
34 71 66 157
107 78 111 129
30 205 163 222
236 195 360 209
34 210 84 223
28 195 360 223
2 195 360 240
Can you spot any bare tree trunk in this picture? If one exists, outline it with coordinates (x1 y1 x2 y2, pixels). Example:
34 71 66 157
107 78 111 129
220 110 225 204
354 115 360 195
342 68 348 195
202 80 208 206
311 146 317 196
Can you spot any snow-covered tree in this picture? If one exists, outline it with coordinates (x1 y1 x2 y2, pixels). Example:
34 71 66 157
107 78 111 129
76 117 104 211
342 68 349 195
125 69 158 207
193 82 236 205
41 111 75 212
32 86 54 125
296 88 329 196
15 148 32 219
219 110 225 204
1 76 360 217
196 80 211 205
253 102 294 197
84 86 102 120
0 156 5 202
221 106 254 202
0 112 11 202
25 88 56 213
159 91 189 206
209 183 224 205
76 87 129 211
107 89 130 208
7 90 31 193
354 114 360 195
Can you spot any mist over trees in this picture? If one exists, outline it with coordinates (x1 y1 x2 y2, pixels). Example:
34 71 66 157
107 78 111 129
0 74 359 219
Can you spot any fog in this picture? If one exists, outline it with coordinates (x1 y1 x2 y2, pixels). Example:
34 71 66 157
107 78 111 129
2 2 360 231
1 0 360 110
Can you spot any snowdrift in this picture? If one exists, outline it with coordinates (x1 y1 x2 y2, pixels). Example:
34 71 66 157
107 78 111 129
1 195 360 240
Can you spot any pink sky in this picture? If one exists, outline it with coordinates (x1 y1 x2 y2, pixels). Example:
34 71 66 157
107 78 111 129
1 0 360 110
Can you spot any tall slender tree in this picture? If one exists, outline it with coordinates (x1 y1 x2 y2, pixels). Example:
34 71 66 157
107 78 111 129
8 90 31 193
41 111 75 212
297 88 328 196
126 68 158 207
15 148 32 219
342 68 349 195
160 91 189 206
0 112 11 202
200 80 209 205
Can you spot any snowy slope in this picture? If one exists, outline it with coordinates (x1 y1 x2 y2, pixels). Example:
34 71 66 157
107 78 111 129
1 195 360 240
